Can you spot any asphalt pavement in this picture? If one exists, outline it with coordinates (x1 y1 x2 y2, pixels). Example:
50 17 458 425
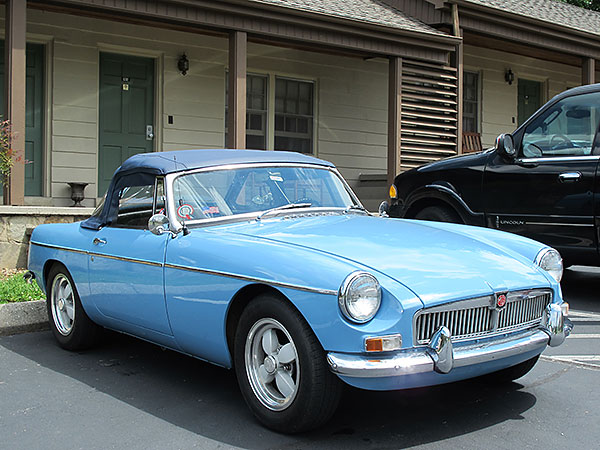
1 266 599 450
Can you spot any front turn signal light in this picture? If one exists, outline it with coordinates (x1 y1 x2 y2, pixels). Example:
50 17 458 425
389 184 398 199
365 334 402 352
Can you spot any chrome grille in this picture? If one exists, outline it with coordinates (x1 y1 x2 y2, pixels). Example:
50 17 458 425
414 289 552 345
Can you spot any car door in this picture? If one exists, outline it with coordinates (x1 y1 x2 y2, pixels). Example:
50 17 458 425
88 176 172 335
483 90 600 264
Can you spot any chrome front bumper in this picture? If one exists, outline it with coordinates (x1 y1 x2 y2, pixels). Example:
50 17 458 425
328 303 572 379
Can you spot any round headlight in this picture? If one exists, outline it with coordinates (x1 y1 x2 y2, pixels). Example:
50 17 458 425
535 248 563 283
338 272 381 323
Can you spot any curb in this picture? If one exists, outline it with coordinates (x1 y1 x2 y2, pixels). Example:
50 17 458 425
0 300 49 336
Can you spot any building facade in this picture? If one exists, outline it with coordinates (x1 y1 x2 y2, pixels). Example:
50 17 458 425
1 0 599 211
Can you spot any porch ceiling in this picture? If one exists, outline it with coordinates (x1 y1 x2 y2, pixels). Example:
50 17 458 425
453 0 600 59
32 0 459 64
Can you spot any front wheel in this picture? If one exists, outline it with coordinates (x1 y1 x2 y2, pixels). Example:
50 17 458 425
415 205 461 223
234 294 342 433
46 264 101 351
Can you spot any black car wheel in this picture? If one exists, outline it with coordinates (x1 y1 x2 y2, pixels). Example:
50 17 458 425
415 205 461 223
234 294 342 433
46 263 101 351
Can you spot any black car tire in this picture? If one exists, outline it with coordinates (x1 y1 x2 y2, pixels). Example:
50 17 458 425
482 355 540 383
234 294 342 433
46 263 101 351
415 205 461 223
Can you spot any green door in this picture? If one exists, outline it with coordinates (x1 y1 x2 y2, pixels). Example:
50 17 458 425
517 79 542 126
0 42 45 196
99 53 154 195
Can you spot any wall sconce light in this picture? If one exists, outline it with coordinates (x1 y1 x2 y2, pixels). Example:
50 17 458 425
505 68 515 85
178 53 189 76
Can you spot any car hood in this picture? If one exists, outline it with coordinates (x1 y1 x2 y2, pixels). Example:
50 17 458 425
221 214 551 307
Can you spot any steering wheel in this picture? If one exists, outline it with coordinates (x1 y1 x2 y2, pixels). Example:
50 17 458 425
296 197 321 207
550 134 574 149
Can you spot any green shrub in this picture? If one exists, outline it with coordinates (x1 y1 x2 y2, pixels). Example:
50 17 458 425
0 272 44 304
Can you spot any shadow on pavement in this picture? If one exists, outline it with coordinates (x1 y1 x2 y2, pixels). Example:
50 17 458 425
1 330 537 449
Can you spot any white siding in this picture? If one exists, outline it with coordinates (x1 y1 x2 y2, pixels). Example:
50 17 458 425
464 45 581 148
20 10 388 208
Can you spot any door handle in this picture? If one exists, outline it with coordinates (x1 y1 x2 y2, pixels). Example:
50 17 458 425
558 172 581 183
146 124 154 141
93 238 107 245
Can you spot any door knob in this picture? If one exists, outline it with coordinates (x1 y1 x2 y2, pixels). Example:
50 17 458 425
146 125 154 140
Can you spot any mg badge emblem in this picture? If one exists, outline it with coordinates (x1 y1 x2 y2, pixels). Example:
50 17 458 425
496 294 507 309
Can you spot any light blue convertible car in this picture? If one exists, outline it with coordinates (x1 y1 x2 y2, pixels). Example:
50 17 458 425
28 149 571 432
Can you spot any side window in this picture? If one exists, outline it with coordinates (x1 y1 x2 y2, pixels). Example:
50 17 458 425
114 178 164 229
521 91 600 158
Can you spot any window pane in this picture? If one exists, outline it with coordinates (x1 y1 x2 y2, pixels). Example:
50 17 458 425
275 77 314 154
463 71 479 133
225 73 267 149
521 91 600 157
115 184 155 228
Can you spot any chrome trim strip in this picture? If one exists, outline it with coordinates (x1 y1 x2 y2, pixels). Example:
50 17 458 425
518 155 599 163
30 241 87 255
164 263 337 296
327 329 549 378
31 241 163 268
88 252 163 268
525 222 593 227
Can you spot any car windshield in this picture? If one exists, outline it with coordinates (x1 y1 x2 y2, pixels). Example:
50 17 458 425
171 165 357 221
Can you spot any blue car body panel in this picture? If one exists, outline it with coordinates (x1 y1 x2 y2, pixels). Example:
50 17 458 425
28 149 567 391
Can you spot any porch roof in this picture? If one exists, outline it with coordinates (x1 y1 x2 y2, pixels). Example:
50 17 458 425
460 0 600 38
247 0 449 36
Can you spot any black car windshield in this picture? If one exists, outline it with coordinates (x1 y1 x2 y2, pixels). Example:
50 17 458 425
171 165 357 221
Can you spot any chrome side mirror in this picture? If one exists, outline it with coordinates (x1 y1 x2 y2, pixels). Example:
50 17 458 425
148 213 170 236
378 201 389 217
496 133 516 161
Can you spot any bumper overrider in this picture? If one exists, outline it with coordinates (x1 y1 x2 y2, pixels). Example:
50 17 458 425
327 303 572 378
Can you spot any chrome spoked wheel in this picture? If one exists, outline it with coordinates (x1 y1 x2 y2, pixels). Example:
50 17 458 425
245 318 300 411
50 274 75 336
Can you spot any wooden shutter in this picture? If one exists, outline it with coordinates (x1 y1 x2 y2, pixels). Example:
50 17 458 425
401 60 458 171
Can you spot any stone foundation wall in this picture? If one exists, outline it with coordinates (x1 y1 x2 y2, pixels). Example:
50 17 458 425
0 206 94 269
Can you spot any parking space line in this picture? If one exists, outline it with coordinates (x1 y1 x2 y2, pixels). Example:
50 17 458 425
541 355 600 370
569 310 600 319
567 334 600 339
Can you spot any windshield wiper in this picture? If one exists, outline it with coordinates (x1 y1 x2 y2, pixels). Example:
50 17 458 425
256 202 312 221
344 204 370 215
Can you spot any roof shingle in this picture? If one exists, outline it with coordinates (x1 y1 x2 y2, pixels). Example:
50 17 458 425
462 0 600 38
246 0 449 36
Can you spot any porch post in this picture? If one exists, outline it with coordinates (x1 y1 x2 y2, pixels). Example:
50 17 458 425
387 56 402 189
227 31 247 149
4 0 26 205
451 4 463 155
582 58 595 85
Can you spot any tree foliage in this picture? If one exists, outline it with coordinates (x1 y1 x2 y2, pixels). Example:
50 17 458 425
560 0 600 12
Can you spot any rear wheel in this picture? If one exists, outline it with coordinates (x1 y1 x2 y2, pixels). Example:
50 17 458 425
46 264 101 350
482 355 540 383
234 294 342 433
415 205 461 223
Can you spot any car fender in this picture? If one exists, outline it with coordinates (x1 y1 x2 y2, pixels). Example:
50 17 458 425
403 183 485 226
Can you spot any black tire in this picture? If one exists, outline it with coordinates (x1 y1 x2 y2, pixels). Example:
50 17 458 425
482 355 540 383
46 263 101 351
415 205 461 223
233 294 342 433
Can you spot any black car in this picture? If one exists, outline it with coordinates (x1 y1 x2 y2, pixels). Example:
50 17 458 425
383 83 600 267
